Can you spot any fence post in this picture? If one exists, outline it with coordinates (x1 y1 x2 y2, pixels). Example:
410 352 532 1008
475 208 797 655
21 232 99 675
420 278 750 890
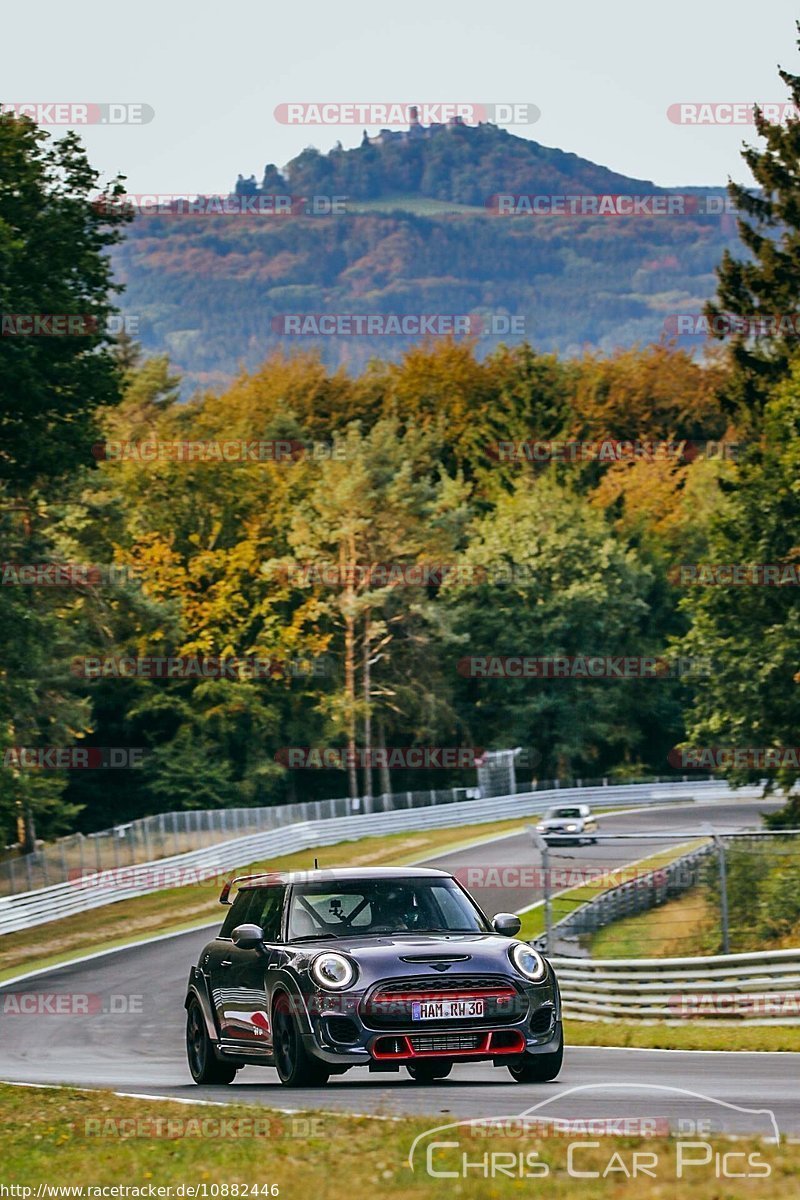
713 831 730 954
529 827 551 952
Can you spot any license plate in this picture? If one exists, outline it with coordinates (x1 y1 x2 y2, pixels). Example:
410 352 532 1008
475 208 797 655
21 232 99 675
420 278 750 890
411 999 485 1020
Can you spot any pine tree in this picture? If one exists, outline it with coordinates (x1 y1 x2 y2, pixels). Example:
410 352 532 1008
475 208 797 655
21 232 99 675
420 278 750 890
706 24 800 419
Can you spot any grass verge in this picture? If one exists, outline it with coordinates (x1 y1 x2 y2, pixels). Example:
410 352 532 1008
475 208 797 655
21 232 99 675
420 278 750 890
586 888 718 958
0 1082 796 1198
564 1018 800 1052
516 839 708 941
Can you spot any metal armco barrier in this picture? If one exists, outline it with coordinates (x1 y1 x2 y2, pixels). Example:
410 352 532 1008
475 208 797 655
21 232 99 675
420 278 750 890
537 843 716 946
0 779 757 935
552 948 800 1023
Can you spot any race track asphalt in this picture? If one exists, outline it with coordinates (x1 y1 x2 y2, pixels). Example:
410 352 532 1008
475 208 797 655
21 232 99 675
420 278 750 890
1 797 796 1135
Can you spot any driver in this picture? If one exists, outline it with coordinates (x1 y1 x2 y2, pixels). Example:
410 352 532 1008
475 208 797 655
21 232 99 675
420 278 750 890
368 887 430 931
368 887 413 931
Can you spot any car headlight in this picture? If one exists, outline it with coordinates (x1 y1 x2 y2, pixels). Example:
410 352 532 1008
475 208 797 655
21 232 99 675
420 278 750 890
310 952 357 991
565 823 578 831
509 942 548 983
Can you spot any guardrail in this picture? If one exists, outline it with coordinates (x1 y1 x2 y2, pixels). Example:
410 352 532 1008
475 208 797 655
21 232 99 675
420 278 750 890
0 779 759 935
0 767 713 897
552 948 800 1023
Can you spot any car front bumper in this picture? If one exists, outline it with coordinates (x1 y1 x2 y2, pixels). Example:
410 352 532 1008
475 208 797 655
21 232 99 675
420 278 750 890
300 979 561 1066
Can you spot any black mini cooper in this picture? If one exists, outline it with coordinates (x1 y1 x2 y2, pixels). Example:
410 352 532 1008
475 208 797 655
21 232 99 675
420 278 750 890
185 866 562 1087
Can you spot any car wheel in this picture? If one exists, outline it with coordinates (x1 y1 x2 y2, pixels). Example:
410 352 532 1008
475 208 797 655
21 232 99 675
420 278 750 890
507 1027 563 1083
406 1061 453 1083
186 998 237 1085
272 994 330 1087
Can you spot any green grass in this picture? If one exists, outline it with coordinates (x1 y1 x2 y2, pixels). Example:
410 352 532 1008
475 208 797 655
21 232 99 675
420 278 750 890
0 1082 796 1198
587 888 719 959
565 1019 800 1052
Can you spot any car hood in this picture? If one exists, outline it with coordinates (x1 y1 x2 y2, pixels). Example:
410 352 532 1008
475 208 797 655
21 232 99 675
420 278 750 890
288 932 532 980
539 818 583 828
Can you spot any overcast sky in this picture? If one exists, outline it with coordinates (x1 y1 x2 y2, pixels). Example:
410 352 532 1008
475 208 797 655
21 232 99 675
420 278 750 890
3 1 798 193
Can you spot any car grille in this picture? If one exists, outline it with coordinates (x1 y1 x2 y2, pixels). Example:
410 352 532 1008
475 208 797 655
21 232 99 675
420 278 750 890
326 1016 360 1044
530 1004 554 1035
362 974 527 1028
371 1029 527 1059
410 1033 481 1053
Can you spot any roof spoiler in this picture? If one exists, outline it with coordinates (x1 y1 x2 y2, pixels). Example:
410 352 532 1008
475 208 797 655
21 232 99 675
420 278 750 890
219 872 282 905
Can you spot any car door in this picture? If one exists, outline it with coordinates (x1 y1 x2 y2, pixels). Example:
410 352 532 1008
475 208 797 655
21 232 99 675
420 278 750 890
205 888 260 1039
216 885 286 1049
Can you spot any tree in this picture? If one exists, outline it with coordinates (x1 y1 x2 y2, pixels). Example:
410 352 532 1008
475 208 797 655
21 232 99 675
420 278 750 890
705 25 800 417
284 419 469 799
0 114 130 486
677 357 800 816
442 475 659 778
0 114 130 848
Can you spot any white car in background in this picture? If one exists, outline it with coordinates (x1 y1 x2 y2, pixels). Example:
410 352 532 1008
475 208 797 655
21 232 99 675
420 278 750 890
536 804 598 845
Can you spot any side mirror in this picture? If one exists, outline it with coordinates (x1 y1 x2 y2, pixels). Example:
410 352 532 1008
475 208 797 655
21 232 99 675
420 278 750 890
232 923 265 949
492 913 522 937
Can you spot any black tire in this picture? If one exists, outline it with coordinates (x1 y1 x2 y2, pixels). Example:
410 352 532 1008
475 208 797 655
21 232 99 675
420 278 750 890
272 994 330 1087
507 1027 563 1083
406 1060 453 1083
186 998 237 1085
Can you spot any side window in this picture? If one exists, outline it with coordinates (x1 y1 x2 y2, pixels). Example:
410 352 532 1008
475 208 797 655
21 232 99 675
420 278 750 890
249 886 286 942
219 889 257 938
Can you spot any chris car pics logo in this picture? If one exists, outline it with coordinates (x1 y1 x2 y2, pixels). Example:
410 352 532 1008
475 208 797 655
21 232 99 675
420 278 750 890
408 1085 778 1181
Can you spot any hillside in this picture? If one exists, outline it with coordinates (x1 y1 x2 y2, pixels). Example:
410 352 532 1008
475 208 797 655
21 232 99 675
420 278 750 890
112 123 738 392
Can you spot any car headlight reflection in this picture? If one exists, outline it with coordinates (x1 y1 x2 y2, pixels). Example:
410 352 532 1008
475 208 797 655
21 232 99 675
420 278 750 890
310 952 357 990
509 942 548 983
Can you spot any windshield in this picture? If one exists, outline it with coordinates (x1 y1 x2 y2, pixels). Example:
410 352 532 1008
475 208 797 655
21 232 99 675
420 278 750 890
287 879 490 940
547 807 582 819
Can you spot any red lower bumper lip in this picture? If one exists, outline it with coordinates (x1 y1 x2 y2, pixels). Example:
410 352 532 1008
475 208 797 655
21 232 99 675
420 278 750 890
371 1029 526 1060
